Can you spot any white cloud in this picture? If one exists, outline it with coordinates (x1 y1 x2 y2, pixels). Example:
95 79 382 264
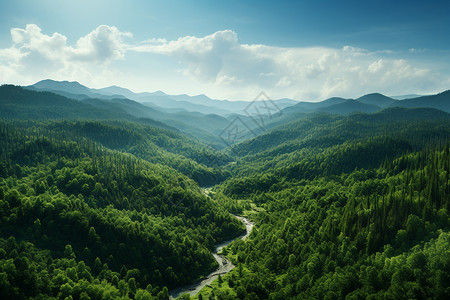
342 45 367 55
70 25 131 63
11 24 67 60
0 46 26 65
0 24 131 86
9 24 131 64
368 59 383 73
216 74 241 85
130 30 446 99
140 38 168 45
409 48 427 53
132 30 239 81
0 24 447 100
276 76 291 87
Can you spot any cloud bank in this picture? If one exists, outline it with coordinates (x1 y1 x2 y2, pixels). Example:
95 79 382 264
0 24 131 87
0 24 448 100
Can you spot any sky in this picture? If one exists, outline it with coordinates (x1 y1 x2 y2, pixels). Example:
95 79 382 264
0 0 449 101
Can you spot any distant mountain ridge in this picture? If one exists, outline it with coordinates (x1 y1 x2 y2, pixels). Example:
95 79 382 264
386 90 450 112
0 84 130 120
27 79 298 115
13 84 234 146
279 90 450 119
28 79 450 118
13 79 450 146
230 106 450 157
29 79 127 101
390 94 423 100
26 80 450 115
356 93 395 107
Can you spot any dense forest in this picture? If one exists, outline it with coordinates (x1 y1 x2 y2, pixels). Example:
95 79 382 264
196 110 450 299
0 86 449 299
0 119 244 299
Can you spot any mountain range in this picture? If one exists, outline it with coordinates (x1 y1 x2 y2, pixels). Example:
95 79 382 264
1 79 450 299
27 80 450 117
0 79 445 148
28 79 297 116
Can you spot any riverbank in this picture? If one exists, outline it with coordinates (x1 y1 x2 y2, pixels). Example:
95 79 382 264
169 216 254 299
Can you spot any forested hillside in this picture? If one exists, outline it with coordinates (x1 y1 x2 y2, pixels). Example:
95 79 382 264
0 85 232 186
40 120 232 186
197 108 450 299
0 121 244 299
214 146 450 299
1 84 449 300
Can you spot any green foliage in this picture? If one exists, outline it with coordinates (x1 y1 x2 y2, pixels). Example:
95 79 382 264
0 85 128 120
0 121 244 298
1 92 450 299
214 142 450 298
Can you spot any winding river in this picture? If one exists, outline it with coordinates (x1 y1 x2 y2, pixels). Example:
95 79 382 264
169 216 254 299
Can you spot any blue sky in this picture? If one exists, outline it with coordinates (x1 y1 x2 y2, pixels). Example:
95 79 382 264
0 0 449 100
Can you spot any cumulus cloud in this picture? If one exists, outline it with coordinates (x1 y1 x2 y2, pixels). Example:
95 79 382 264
10 24 131 64
132 30 239 80
0 24 131 85
129 30 445 99
11 24 68 60
0 24 447 100
70 25 131 63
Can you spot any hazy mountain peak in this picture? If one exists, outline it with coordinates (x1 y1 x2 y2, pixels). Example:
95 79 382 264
322 97 350 103
36 79 77 85
356 93 395 107
152 90 167 96
437 90 450 96
35 79 79 86
357 92 391 100
390 94 423 100
94 85 135 96
33 79 91 94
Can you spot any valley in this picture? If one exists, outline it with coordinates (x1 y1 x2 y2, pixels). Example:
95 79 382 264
170 216 254 299
0 82 449 299
2 1 450 298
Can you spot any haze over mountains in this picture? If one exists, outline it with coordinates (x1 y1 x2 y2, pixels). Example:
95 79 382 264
18 79 450 145
27 80 450 116
0 79 446 150
1 79 450 299
28 79 297 116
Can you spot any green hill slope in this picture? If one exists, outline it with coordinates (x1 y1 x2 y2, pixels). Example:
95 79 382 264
0 122 244 299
